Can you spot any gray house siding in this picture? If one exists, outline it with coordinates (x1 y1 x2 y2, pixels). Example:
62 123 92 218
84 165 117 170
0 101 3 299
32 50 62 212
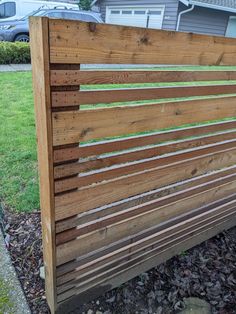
178 3 235 36
96 0 179 30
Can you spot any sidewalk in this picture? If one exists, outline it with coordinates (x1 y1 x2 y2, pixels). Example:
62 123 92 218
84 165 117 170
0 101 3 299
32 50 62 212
0 63 170 72
0 229 31 314
0 64 31 72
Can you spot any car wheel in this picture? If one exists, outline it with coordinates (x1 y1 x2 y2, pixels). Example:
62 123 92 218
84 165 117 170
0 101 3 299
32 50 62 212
14 34 29 42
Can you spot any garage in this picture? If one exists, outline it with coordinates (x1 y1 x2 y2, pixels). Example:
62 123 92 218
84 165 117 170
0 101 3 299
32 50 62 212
105 5 165 29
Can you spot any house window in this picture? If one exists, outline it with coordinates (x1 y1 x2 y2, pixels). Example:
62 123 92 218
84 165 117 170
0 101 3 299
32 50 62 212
134 10 146 15
110 10 120 14
149 10 162 15
122 10 132 14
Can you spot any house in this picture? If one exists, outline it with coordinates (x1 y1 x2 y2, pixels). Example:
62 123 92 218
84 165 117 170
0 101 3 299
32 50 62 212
91 0 236 37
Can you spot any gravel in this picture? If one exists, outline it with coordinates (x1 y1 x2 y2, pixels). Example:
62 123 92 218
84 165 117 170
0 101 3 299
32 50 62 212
2 210 236 314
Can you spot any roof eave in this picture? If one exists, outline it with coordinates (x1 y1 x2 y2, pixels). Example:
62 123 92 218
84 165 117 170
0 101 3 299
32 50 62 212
189 0 236 13
179 0 190 6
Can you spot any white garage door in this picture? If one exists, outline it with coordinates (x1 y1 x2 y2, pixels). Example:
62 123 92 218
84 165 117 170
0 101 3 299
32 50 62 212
106 6 165 29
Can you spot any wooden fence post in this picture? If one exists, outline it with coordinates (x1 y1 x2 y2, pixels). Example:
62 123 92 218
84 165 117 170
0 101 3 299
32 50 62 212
29 17 57 313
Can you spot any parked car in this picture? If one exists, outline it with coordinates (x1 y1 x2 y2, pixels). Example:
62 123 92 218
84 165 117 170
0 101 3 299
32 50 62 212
0 8 103 42
0 0 78 21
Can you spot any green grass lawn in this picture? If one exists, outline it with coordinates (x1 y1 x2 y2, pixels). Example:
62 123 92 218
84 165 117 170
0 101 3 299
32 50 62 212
0 72 39 212
0 70 236 213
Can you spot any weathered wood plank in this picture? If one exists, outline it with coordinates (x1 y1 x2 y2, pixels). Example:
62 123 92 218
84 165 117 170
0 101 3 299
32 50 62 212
56 203 236 291
51 85 236 107
54 130 236 179
54 140 236 193
56 216 236 312
56 208 236 297
49 20 236 65
56 179 236 265
55 146 236 220
56 194 236 286
52 96 236 145
53 120 236 163
56 171 236 244
50 70 236 86
55 166 236 233
29 17 57 312
56 193 236 276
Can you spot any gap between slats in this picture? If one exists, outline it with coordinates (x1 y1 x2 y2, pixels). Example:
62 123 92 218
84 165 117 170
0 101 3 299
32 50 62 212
54 130 236 179
56 177 236 265
53 120 236 163
54 140 236 195
54 146 236 221
56 202 236 292
54 139 236 193
55 166 236 234
56 193 236 278
56 210 236 303
55 170 236 244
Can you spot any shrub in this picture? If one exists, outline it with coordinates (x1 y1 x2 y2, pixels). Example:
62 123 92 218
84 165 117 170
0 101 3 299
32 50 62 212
0 41 31 64
79 0 92 10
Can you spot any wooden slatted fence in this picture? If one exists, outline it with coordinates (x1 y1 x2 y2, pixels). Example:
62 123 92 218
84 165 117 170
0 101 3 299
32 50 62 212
30 17 236 313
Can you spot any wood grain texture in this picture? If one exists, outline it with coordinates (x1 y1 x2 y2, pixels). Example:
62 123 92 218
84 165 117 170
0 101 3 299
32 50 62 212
49 20 236 65
54 130 236 179
55 146 236 221
56 215 236 312
56 183 236 263
56 192 236 277
56 196 236 286
29 17 57 312
51 85 236 107
52 96 236 145
55 166 236 234
55 171 236 244
57 211 236 301
56 203 236 293
53 120 236 163
54 140 236 193
50 70 236 86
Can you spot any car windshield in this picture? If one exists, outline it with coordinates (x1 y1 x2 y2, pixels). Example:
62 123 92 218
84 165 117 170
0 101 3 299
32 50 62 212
20 9 47 21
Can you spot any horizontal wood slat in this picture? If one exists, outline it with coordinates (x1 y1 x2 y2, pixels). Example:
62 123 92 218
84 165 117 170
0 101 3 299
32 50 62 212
52 96 236 145
56 193 236 277
57 210 236 302
51 85 236 107
49 20 236 65
55 166 236 234
56 177 236 265
56 202 236 293
50 70 236 86
55 146 236 221
53 120 236 163
54 130 236 179
56 196 236 286
56 216 236 312
56 171 236 244
54 140 236 193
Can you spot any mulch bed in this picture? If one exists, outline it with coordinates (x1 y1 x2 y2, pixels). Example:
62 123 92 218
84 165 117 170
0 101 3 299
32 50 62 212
1 210 236 314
